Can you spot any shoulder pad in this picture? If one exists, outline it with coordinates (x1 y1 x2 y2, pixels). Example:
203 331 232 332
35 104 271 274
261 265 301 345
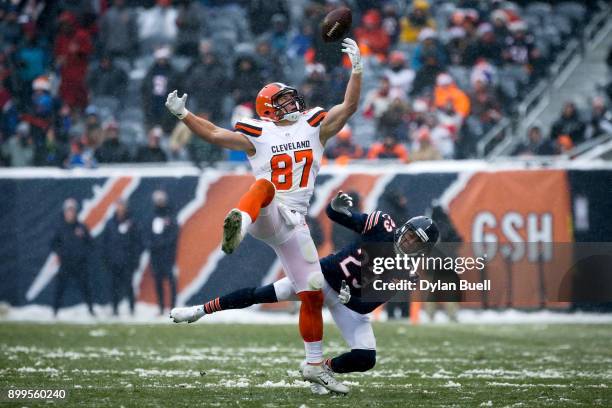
234 119 263 138
306 107 328 127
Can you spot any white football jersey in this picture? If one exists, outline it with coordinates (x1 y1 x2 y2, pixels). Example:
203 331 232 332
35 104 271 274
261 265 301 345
234 107 327 214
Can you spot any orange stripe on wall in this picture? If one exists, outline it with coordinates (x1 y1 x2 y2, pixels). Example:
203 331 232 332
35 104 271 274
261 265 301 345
83 177 133 230
138 175 256 305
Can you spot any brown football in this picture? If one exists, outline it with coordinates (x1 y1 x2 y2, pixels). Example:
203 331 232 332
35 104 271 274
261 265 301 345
321 7 352 43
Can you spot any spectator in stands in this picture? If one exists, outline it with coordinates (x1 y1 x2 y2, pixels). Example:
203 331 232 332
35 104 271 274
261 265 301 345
175 0 206 57
231 54 263 106
0 7 21 46
142 47 178 133
182 44 228 122
67 140 97 168
514 125 557 156
37 127 69 167
103 199 141 316
324 125 363 162
53 11 93 110
1 122 34 166
399 0 435 44
503 21 545 81
86 55 128 102
433 73 470 119
445 27 469 67
83 105 103 148
15 25 47 104
550 101 586 145
95 121 131 163
383 51 415 95
381 3 400 44
254 38 285 84
363 77 396 121
265 13 289 56
139 0 178 49
490 9 510 41
355 9 390 58
410 51 444 97
247 0 288 37
23 76 59 144
556 134 574 154
135 127 167 163
469 74 502 129
585 96 612 139
52 198 94 317
287 23 313 60
411 127 442 161
0 80 18 139
174 112 223 165
464 23 503 66
379 98 410 142
411 28 446 72
301 63 330 108
99 0 139 61
367 134 409 163
148 189 178 315
430 123 456 159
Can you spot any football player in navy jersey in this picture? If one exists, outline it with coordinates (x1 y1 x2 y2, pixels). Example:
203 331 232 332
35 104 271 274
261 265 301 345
171 192 439 393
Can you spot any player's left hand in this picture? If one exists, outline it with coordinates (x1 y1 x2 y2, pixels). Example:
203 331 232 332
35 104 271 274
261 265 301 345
331 191 353 216
341 38 362 74
338 280 351 304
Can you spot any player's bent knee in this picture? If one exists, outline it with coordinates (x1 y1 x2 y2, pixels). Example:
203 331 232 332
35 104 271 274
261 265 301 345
351 349 376 371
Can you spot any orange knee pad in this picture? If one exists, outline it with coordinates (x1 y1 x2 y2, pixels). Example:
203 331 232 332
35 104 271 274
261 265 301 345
237 179 275 221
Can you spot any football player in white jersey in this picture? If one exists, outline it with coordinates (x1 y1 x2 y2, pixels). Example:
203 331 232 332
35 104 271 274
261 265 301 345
165 38 362 394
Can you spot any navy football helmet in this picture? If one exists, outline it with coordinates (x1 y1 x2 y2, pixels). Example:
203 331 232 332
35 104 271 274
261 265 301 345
394 216 439 256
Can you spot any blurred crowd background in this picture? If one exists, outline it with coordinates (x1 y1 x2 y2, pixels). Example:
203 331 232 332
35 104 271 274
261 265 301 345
0 0 611 168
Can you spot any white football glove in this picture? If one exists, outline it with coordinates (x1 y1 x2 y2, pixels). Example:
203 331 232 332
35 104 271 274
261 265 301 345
165 90 189 119
341 38 362 74
338 280 351 304
331 191 353 216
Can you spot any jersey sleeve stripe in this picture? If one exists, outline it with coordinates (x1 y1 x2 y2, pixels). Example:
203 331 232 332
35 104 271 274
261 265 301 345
362 212 373 233
235 122 262 137
307 110 327 127
374 211 381 228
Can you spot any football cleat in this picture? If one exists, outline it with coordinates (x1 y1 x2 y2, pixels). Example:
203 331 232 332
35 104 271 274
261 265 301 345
222 209 244 254
169 306 205 323
301 362 349 395
309 383 330 395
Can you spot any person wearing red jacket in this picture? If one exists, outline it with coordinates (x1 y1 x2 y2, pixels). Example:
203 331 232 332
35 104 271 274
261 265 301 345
355 10 390 59
54 11 93 110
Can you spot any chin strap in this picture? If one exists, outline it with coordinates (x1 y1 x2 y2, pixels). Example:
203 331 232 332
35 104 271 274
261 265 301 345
282 111 301 122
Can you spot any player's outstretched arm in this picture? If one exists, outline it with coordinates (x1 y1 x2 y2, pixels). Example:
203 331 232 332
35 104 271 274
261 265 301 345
165 90 256 155
320 38 362 144
326 191 368 233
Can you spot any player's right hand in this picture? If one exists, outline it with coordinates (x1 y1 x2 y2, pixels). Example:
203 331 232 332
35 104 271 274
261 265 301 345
338 280 351 304
165 90 189 119
331 191 353 216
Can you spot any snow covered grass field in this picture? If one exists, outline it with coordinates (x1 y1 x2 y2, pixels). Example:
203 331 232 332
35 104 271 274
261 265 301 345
1 322 611 407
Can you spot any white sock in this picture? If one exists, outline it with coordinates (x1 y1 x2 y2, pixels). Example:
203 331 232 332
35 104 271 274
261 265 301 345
304 341 323 365
239 210 252 237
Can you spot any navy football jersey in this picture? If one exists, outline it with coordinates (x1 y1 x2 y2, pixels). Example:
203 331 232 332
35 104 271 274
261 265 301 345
321 204 401 314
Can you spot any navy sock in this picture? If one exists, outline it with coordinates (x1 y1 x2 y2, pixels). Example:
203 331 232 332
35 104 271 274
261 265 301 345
328 349 376 373
203 284 278 314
